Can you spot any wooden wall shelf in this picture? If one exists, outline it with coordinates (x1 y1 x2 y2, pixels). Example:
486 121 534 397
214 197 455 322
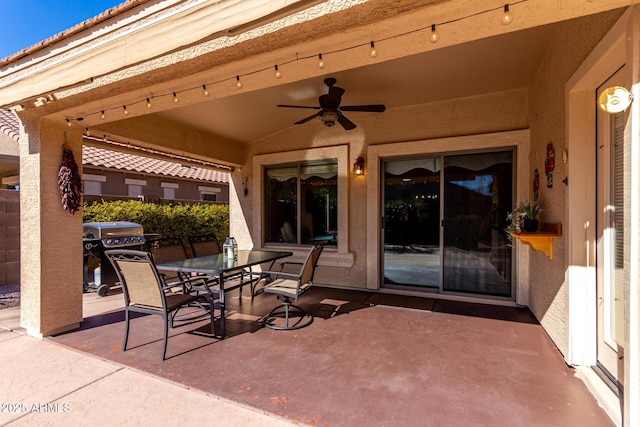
509 223 562 259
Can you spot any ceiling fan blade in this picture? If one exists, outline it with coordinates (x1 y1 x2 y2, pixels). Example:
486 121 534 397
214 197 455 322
295 112 322 125
340 104 386 112
277 104 321 109
337 114 356 130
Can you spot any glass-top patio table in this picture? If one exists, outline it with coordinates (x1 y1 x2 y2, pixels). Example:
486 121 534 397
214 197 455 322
156 250 292 338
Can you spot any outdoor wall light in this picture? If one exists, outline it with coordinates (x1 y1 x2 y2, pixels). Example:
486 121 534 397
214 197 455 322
598 86 633 113
354 156 365 176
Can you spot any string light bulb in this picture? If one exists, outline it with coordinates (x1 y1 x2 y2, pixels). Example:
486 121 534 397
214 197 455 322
100 110 105 120
274 65 282 79
501 4 513 25
318 53 325 69
66 119 71 127
146 98 152 108
429 24 440 43
85 128 91 136
369 41 378 58
123 105 129 115
173 92 179 103
202 85 209 96
236 75 242 89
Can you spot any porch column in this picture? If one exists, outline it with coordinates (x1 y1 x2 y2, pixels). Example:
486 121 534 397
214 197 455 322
19 117 83 337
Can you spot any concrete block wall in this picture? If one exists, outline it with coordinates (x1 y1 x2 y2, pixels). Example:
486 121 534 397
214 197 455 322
0 189 19 287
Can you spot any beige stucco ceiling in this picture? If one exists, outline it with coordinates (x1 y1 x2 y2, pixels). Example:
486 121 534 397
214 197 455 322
156 22 557 143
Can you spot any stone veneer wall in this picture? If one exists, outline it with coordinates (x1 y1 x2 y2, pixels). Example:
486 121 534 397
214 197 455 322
0 189 19 287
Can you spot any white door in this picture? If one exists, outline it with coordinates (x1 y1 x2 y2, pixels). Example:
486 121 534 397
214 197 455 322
595 68 627 390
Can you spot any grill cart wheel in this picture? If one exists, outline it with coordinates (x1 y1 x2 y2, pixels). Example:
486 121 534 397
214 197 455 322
97 284 110 297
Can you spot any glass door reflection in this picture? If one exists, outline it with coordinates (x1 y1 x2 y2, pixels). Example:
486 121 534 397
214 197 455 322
442 151 513 297
383 158 441 289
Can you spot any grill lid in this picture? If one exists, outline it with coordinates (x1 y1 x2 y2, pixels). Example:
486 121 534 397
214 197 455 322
82 222 144 240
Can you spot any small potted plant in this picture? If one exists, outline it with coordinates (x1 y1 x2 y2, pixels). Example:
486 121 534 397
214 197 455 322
509 200 543 233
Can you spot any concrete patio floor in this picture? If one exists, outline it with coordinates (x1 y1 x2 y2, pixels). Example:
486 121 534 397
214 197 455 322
0 287 615 426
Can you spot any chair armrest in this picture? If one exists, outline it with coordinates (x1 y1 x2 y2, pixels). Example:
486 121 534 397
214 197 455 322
257 270 300 280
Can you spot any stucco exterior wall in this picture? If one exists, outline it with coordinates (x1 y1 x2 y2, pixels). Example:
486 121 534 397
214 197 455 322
527 9 625 356
244 89 528 289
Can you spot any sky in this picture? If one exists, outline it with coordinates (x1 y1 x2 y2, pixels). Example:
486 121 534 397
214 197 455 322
0 0 124 59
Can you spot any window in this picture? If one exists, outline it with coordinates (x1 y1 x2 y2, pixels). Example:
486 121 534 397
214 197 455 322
125 178 146 198
83 173 106 196
264 160 338 246
83 180 102 195
199 185 220 201
161 182 178 200
128 185 143 198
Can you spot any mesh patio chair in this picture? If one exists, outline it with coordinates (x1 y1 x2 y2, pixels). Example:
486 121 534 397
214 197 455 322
257 243 325 330
149 238 191 288
106 249 216 360
149 237 219 318
188 234 221 258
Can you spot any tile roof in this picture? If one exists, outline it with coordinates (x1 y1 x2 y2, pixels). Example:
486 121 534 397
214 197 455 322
0 109 20 142
0 109 228 184
83 145 229 183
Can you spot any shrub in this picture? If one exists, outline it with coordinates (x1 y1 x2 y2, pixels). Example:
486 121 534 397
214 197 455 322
83 200 229 246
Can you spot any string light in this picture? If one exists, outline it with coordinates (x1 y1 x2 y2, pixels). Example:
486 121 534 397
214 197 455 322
62 2 526 126
429 24 440 43
66 119 71 127
501 4 513 25
369 41 378 58
85 127 90 136
123 105 129 115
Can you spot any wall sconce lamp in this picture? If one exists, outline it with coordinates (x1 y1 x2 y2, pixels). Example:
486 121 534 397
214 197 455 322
598 86 633 113
354 156 365 176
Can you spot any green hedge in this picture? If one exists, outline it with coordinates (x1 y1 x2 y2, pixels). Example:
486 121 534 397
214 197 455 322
83 200 229 246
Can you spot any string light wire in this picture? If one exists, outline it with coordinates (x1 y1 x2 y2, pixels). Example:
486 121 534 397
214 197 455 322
64 1 526 132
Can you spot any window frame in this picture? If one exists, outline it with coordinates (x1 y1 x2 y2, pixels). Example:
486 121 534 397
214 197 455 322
264 160 339 246
253 145 350 257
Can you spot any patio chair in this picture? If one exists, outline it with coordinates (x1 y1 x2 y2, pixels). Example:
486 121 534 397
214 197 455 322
105 249 216 360
258 243 325 330
189 234 251 298
151 237 219 314
150 238 191 288
188 234 221 258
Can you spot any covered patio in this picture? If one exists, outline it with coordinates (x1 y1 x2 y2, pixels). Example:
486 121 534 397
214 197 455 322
2 0 640 425
37 286 611 426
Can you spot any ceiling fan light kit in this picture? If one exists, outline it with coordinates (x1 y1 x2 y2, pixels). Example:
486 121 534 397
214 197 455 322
277 78 386 130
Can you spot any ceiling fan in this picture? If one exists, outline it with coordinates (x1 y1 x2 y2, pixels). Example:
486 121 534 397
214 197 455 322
277 77 386 130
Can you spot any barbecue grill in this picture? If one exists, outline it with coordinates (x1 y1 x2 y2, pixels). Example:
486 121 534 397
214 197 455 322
83 222 146 296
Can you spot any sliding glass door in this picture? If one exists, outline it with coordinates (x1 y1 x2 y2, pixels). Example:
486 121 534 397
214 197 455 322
442 152 513 297
382 151 514 298
382 158 441 289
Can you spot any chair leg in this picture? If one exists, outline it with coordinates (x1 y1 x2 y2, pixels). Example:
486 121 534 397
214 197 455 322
123 309 130 352
210 302 216 337
162 314 169 361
